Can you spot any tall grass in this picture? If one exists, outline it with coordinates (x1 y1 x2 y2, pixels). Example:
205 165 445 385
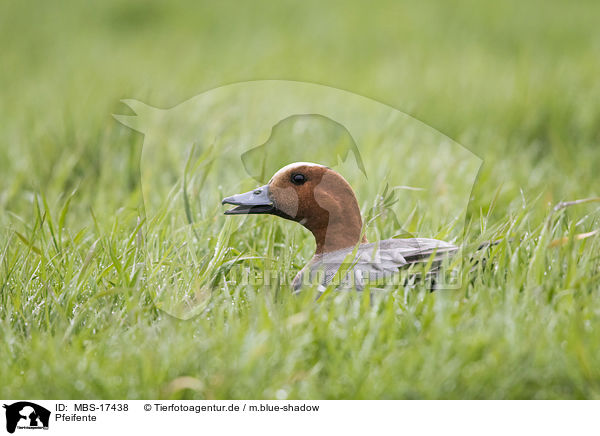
1 0 599 398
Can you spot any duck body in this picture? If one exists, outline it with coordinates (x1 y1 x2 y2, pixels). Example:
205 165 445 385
292 237 457 292
222 162 457 292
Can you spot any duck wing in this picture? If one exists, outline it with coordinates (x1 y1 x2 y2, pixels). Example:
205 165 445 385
292 238 458 292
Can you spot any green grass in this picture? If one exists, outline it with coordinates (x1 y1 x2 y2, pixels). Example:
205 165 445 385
1 0 600 399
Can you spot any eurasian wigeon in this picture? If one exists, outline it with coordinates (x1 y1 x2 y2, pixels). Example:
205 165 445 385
222 162 457 292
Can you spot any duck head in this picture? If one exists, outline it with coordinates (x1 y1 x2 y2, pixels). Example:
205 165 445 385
222 162 367 254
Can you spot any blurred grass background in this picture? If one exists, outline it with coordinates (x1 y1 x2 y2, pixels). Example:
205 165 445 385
1 0 599 399
2 0 600 214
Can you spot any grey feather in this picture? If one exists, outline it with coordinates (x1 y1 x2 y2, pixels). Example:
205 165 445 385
292 238 457 293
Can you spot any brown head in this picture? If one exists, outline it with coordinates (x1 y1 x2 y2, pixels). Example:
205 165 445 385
222 162 367 254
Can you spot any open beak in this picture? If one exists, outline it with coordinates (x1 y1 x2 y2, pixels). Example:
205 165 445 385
221 184 276 215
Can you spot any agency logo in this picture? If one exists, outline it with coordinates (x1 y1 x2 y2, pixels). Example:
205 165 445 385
115 80 481 318
2 402 50 434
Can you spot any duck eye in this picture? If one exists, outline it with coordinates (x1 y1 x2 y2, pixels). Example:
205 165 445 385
291 173 306 185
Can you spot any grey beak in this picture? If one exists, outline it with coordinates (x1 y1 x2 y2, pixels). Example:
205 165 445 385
222 184 276 215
